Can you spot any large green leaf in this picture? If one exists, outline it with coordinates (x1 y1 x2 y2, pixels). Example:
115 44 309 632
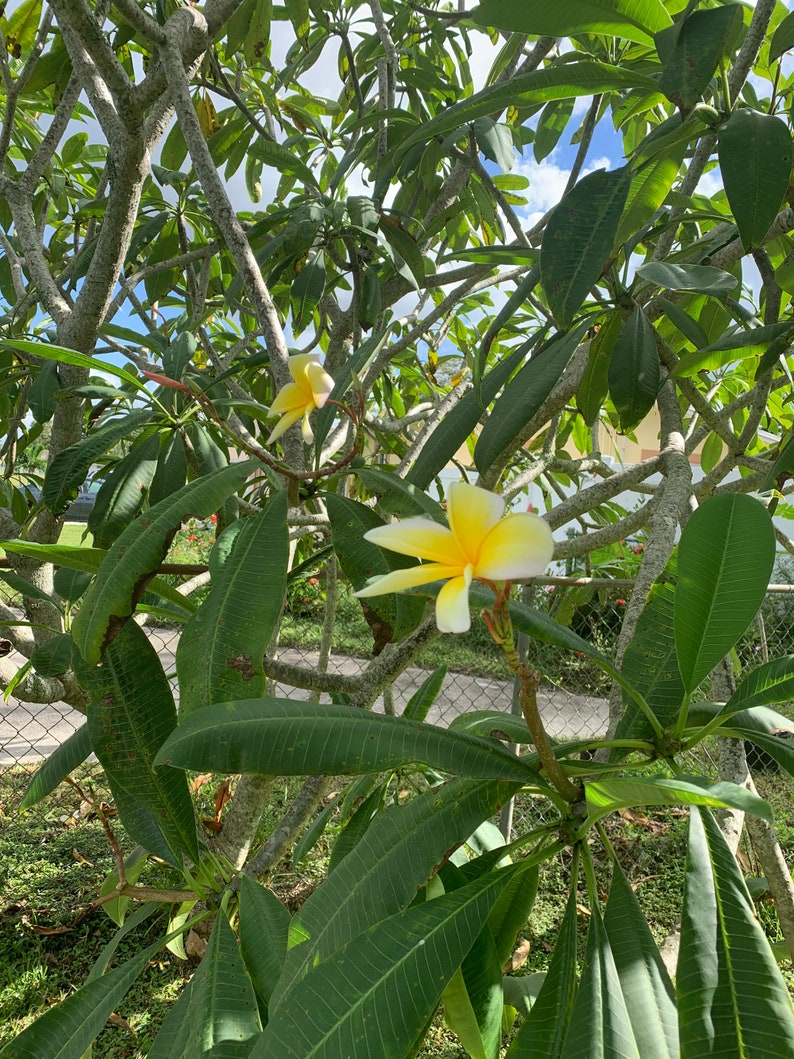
72 459 258 663
505 887 579 1058
607 305 660 433
88 433 160 547
0 939 159 1059
474 322 590 473
0 540 195 618
614 142 688 249
147 915 261 1059
603 862 678 1059
81 621 199 863
718 656 794 720
19 723 92 810
719 109 793 251
576 311 621 426
584 775 772 829
635 261 739 297
613 581 684 749
674 494 775 695
156 699 539 784
352 466 446 523
176 492 288 715
326 493 426 641
272 778 520 1010
43 410 152 514
540 167 632 328
677 808 794 1058
290 250 326 334
394 63 658 163
238 876 291 1024
0 338 146 392
438 862 508 1059
656 4 743 112
250 866 524 1059
562 907 640 1058
406 344 526 489
472 0 671 44
670 321 794 378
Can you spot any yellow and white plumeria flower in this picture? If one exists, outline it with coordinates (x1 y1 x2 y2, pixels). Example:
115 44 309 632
267 353 334 444
356 482 554 633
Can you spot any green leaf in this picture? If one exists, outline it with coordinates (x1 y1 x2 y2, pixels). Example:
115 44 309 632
678 808 794 1058
636 261 739 297
603 862 678 1059
584 775 772 828
0 339 146 391
534 98 576 163
43 410 152 514
670 322 794 378
380 217 426 288
27 361 61 423
273 778 519 1010
717 656 794 722
613 582 685 748
675 494 775 694
655 297 709 350
700 431 723 475
770 10 794 65
402 665 447 722
656 5 743 112
576 312 621 426
471 0 671 45
394 63 659 163
290 251 326 334
82 621 199 863
439 862 506 1059
30 633 76 677
148 915 261 1059
0 938 159 1059
250 867 524 1059
474 116 515 172
0 541 195 619
149 431 188 506
540 167 632 328
155 699 540 784
1 0 42 57
406 344 526 489
475 321 590 473
506 887 579 1058
615 147 687 250
19 724 92 810
608 305 660 433
238 876 291 1024
562 907 641 1058
326 493 426 642
176 491 288 715
719 109 793 251
0 569 53 603
88 433 161 548
352 466 446 523
72 459 258 664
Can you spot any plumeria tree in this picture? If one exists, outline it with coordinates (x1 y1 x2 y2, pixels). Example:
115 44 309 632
3 0 794 1055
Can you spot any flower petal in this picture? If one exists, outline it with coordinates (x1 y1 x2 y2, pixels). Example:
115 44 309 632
435 565 474 633
304 360 334 407
363 519 460 564
355 563 462 598
267 407 303 444
476 512 554 580
447 483 505 565
269 383 304 416
300 409 315 444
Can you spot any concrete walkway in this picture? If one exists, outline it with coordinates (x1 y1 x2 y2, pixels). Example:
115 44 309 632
1 637 608 764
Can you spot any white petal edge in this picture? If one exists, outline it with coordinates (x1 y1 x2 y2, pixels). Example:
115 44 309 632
476 513 554 580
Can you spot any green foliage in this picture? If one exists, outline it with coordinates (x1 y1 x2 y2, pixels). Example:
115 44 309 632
3 0 794 1055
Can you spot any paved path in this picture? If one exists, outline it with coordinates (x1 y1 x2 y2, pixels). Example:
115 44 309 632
1 635 607 764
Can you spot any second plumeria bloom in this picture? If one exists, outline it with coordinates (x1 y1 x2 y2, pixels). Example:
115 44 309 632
267 353 334 444
355 482 554 633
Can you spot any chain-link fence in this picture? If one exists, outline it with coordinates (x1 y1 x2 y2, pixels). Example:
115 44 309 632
3 576 794 818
